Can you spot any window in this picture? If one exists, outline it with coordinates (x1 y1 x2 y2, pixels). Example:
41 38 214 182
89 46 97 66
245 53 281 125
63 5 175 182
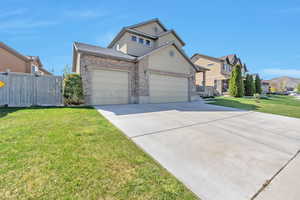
115 44 120 51
145 40 151 46
223 64 230 72
153 26 158 34
31 65 38 73
131 35 151 46
131 35 137 42
138 38 144 44
207 63 214 66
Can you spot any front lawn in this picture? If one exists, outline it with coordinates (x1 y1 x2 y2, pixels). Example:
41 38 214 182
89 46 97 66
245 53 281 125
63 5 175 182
0 107 197 200
210 95 300 118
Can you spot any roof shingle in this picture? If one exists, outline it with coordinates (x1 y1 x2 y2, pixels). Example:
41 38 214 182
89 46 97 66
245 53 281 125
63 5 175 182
74 42 136 61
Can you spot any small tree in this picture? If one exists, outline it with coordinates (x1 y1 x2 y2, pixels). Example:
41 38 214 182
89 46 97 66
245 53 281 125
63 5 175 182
229 65 244 97
244 74 255 96
255 74 262 94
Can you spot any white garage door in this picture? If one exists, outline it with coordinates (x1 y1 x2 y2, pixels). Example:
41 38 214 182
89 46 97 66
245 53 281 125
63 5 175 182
90 69 129 105
149 73 188 103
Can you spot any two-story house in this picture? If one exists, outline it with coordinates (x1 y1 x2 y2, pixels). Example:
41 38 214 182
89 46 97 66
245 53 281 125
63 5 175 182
191 53 247 95
72 18 208 105
0 42 51 75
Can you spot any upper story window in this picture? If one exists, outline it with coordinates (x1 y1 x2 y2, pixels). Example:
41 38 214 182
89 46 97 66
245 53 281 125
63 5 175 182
138 38 144 44
31 65 38 73
145 40 151 46
131 34 151 47
223 64 231 72
131 35 137 42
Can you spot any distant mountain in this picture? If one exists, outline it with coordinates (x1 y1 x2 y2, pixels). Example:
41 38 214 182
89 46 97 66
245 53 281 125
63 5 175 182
268 76 300 90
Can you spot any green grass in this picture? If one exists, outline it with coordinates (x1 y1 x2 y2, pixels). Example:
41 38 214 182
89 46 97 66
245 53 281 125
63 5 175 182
210 95 300 118
0 107 197 200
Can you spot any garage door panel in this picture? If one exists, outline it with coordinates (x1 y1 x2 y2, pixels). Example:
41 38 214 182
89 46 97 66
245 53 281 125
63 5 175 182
149 74 188 103
90 69 129 105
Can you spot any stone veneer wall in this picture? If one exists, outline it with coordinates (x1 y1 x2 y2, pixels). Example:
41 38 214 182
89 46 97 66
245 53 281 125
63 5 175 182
80 54 137 105
188 66 197 101
137 56 150 103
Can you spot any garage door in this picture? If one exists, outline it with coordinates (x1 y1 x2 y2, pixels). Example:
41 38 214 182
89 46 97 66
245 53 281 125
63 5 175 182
149 73 188 103
90 69 129 105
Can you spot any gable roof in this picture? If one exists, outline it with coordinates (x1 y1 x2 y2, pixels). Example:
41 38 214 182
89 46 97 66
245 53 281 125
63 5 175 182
219 54 239 65
138 42 208 72
107 18 185 48
0 41 30 62
220 54 248 72
157 29 185 46
73 42 137 71
0 42 51 74
191 53 223 63
74 42 136 60
125 18 167 32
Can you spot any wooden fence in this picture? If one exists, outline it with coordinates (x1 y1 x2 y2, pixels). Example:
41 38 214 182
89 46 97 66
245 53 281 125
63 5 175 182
0 72 63 107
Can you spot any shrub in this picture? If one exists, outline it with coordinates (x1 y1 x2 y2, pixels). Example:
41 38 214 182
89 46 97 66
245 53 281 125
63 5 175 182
255 74 262 94
297 84 300 94
63 74 84 105
229 65 244 97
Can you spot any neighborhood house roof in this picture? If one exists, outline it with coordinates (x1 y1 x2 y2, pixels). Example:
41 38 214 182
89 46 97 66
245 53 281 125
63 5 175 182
0 41 51 75
191 53 224 63
0 41 31 62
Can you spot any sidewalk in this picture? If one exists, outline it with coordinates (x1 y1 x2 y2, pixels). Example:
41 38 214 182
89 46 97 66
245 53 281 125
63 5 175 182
255 151 300 200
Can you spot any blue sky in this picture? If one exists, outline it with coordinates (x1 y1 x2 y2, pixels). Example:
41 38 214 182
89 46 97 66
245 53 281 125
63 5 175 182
1 0 300 79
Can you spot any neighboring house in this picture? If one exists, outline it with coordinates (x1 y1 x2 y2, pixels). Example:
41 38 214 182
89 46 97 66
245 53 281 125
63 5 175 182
73 18 208 105
0 42 51 75
261 80 270 94
191 53 248 95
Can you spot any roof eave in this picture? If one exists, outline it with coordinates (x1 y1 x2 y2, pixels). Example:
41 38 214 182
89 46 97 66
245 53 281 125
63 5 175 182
126 18 168 32
191 53 223 63
72 44 78 72
77 49 137 63
0 42 30 62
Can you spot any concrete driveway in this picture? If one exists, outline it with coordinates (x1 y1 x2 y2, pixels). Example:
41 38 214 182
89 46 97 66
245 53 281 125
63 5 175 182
95 101 300 200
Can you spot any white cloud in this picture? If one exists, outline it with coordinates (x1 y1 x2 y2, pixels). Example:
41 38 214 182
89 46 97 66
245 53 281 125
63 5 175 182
96 32 116 47
262 68 300 77
64 10 109 19
0 19 58 30
0 8 58 32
